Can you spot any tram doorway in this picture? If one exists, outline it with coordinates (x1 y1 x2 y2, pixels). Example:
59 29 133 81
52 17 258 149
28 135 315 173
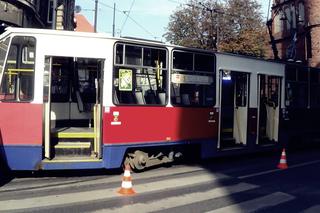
257 74 281 145
43 56 103 160
219 70 249 149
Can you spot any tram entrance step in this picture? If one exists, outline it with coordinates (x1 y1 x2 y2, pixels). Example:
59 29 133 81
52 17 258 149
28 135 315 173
221 137 237 149
54 141 92 157
51 127 95 139
51 127 95 157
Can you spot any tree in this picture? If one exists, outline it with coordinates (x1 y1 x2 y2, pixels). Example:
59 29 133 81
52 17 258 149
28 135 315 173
165 0 267 57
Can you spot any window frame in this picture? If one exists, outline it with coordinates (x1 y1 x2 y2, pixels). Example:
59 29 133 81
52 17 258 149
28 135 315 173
113 42 169 106
0 36 36 103
171 49 216 107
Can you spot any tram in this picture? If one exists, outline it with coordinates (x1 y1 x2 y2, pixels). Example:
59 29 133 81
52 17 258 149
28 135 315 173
0 27 302 171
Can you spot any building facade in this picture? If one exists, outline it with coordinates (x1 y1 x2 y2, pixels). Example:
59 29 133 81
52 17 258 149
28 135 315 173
268 0 320 68
0 0 75 34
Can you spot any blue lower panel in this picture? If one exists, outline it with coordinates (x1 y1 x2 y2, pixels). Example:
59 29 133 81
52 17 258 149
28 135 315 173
1 139 218 171
41 161 104 170
0 145 42 170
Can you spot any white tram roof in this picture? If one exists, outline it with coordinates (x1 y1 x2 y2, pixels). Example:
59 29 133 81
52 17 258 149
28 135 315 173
1 27 167 48
1 27 285 72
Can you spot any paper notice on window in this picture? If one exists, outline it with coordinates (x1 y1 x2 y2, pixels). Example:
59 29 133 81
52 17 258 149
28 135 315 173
119 69 133 91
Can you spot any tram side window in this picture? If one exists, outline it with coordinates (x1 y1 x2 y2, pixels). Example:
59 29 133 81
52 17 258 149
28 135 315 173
171 51 215 107
113 43 168 105
0 36 36 102
125 45 142 65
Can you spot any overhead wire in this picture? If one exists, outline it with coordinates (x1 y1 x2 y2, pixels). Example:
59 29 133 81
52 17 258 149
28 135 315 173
167 0 183 4
120 0 136 35
86 0 157 39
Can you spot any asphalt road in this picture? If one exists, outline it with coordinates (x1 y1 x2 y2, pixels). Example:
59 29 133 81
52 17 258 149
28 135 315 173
0 147 320 213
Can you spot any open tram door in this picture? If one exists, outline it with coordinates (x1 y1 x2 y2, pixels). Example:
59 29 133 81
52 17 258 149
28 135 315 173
43 56 103 160
218 70 249 149
257 74 281 145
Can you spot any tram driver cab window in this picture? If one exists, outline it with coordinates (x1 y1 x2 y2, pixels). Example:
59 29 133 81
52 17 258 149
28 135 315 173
0 36 36 102
113 43 168 106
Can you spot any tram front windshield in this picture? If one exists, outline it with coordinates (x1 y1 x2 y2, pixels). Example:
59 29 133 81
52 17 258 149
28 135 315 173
0 38 10 73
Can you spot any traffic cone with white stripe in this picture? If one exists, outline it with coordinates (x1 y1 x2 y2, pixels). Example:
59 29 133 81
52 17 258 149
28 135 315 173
118 164 136 195
277 148 288 169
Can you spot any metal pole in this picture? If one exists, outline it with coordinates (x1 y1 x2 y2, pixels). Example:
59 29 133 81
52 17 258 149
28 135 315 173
216 12 219 51
52 0 57 29
112 3 116 37
94 0 98 32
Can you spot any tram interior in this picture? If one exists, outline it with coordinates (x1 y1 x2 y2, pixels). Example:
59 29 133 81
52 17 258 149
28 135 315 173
46 56 102 158
258 75 280 145
220 71 248 149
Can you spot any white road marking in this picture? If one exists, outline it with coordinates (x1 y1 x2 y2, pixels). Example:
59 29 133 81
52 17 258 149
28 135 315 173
0 165 205 192
238 160 320 179
302 205 320 213
93 183 259 213
206 192 295 213
0 172 229 211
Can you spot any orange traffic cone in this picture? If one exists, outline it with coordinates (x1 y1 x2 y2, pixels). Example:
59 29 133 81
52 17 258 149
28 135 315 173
277 149 288 169
118 164 136 195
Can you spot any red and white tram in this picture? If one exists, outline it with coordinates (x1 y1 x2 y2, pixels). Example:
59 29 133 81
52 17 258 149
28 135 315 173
0 28 286 171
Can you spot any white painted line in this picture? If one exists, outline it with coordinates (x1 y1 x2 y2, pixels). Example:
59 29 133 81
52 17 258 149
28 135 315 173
0 172 230 211
238 168 280 179
206 192 295 213
239 160 320 179
0 165 205 193
93 183 259 213
302 205 320 213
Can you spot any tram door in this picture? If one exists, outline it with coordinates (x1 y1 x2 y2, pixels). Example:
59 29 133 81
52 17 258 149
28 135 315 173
44 56 103 160
219 70 249 149
257 75 281 145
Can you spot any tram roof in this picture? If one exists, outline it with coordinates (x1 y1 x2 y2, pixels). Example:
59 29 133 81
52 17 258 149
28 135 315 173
0 27 287 67
1 27 169 47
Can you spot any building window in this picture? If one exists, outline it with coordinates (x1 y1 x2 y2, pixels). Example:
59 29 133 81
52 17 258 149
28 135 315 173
306 31 312 59
35 0 41 13
298 2 305 25
290 4 296 29
274 14 282 34
47 0 54 23
284 6 291 30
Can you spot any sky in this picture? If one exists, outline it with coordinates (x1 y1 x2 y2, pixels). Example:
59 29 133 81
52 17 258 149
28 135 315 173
75 0 270 41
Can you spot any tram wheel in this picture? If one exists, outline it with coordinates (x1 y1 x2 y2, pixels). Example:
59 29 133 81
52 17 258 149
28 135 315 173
132 150 148 171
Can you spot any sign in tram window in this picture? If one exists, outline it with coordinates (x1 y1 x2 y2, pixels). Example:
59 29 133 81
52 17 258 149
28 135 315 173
0 36 36 102
119 69 133 91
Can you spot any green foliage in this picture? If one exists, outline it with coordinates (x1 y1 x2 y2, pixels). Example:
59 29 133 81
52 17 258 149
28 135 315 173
165 0 267 57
